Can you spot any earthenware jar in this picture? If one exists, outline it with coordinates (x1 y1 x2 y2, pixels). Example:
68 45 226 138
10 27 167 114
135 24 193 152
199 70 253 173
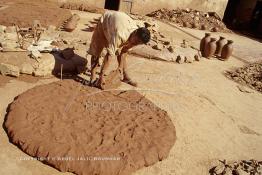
192 22 199 29
215 36 227 56
204 38 217 58
200 33 211 56
201 24 208 30
221 40 234 60
212 27 219 32
183 21 191 28
64 20 77 32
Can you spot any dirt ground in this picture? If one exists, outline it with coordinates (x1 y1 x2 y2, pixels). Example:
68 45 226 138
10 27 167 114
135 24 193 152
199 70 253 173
0 0 71 27
0 10 262 175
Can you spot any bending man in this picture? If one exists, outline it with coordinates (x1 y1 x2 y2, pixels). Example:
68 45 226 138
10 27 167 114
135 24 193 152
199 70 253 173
88 11 151 87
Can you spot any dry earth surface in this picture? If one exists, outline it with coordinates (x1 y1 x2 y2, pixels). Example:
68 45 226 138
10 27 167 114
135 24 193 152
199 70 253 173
0 9 262 175
0 0 71 28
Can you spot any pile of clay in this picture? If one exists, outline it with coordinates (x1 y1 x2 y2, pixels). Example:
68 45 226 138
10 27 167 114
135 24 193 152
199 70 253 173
147 8 231 33
4 80 176 175
225 62 262 93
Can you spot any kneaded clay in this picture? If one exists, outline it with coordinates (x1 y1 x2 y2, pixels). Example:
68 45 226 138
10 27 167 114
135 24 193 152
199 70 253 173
4 80 176 175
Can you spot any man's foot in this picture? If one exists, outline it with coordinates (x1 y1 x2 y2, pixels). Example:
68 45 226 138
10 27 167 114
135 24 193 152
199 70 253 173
89 78 99 87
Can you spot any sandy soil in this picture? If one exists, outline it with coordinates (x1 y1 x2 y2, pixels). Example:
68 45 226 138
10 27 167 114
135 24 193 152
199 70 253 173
0 10 262 175
0 0 71 27
0 75 40 86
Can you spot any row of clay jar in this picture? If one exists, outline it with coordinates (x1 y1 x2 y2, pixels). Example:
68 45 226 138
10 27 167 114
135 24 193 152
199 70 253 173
200 33 233 60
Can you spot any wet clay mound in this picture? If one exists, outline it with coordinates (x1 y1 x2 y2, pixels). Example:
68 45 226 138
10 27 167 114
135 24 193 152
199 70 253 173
225 62 262 93
4 80 176 175
147 8 231 33
0 0 71 28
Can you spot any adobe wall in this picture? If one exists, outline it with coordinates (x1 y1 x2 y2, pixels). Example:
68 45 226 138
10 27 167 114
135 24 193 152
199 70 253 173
57 0 229 18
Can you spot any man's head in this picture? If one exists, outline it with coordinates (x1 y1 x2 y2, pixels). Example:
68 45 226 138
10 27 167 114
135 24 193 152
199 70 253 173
125 27 151 49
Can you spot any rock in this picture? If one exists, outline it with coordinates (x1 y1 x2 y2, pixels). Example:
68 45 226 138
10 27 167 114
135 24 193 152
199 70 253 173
167 46 174 53
181 40 188 48
185 8 190 13
50 41 59 47
21 42 31 50
0 63 20 77
204 13 210 18
20 63 34 75
33 54 55 77
5 26 16 33
0 25 6 33
31 50 42 59
61 48 75 60
176 55 185 64
152 43 163 51
224 167 232 175
33 20 42 28
234 169 249 175
214 164 225 174
243 160 252 166
243 164 253 173
208 12 221 20
62 39 68 44
185 56 194 63
194 54 200 61
144 21 152 28
163 41 170 45
232 169 240 175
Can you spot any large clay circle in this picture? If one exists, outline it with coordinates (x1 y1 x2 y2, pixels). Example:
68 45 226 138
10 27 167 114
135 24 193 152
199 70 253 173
4 80 176 175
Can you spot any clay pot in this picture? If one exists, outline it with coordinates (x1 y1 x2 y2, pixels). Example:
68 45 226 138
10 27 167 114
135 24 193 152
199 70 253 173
64 20 77 32
192 22 199 29
183 21 191 28
200 33 211 57
221 40 234 60
212 27 219 32
215 36 227 56
204 38 217 58
201 24 208 30
64 14 79 32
